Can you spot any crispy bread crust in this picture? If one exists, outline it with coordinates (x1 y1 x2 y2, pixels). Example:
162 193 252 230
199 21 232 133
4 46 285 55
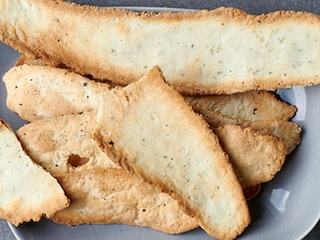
94 66 250 239
2 1 320 94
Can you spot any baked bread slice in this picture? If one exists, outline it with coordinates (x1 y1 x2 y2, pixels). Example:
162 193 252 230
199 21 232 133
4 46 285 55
194 105 301 155
16 113 198 234
94 66 250 239
16 112 120 174
185 90 297 122
52 169 198 233
0 119 69 226
246 120 301 155
213 124 286 188
3 64 109 122
2 0 320 94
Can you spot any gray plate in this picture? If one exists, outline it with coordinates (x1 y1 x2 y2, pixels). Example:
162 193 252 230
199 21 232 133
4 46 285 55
1 2 320 240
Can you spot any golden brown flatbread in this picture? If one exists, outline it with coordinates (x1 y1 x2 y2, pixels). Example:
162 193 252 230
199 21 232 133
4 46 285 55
2 1 320 94
3 64 109 122
52 169 198 234
185 90 297 121
0 119 69 226
213 124 286 188
4 64 301 156
197 109 301 155
247 120 301 155
11 63 291 189
94 66 250 239
16 113 198 234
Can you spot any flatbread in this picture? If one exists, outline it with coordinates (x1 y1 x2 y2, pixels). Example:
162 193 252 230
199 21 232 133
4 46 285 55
0 119 69 226
198 109 301 155
185 90 297 121
247 120 301 155
94 66 250 239
16 112 119 174
2 1 320 94
3 64 109 122
11 63 290 187
16 113 198 234
4 64 301 156
213 124 286 188
52 169 198 234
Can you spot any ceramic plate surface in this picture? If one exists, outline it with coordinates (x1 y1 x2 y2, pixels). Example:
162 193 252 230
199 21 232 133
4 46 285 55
1 3 320 240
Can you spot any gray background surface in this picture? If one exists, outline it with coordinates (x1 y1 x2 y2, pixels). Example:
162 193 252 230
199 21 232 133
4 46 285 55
1 0 320 239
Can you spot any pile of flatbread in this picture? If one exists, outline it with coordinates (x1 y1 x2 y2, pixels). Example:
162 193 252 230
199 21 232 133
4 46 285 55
3 0 318 239
0 62 301 239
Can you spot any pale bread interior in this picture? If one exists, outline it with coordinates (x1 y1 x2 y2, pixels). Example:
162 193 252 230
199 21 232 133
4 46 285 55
0 119 69 226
